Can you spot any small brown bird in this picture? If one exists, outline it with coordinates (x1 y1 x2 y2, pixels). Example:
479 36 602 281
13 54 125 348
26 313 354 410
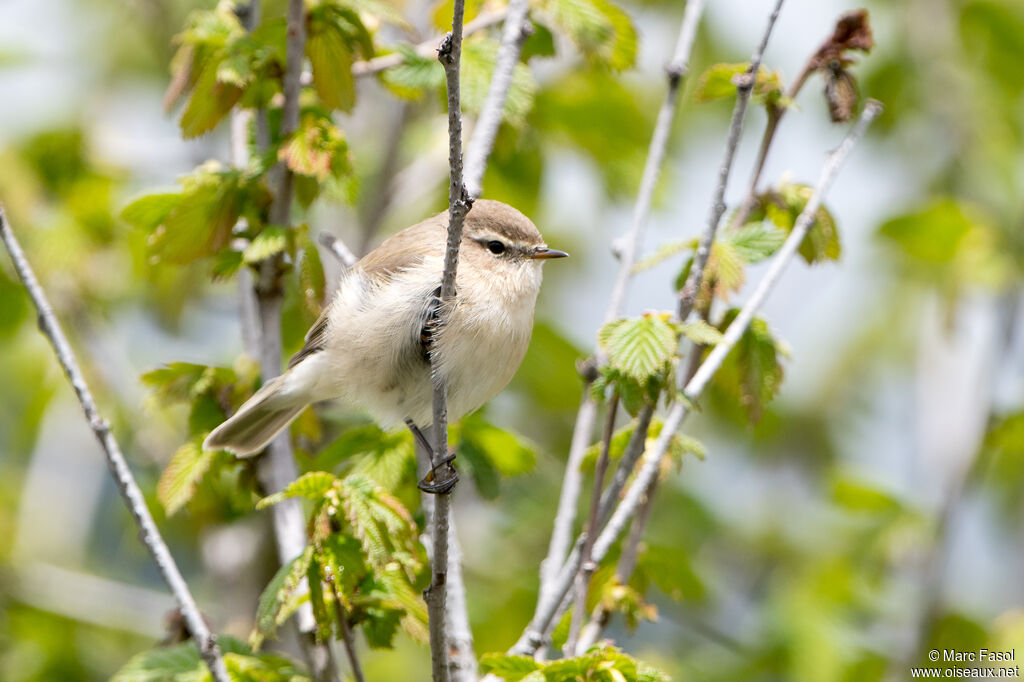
204 199 568 457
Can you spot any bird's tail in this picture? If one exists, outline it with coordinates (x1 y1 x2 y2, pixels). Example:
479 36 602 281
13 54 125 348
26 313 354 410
203 374 308 457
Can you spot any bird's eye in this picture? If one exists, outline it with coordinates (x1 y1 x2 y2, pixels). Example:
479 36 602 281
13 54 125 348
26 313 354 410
487 240 506 255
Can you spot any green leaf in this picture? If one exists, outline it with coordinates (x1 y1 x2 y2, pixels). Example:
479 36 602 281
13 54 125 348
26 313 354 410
179 56 243 138
479 653 543 681
379 44 445 99
723 221 786 263
462 37 537 126
257 471 338 509
307 4 373 111
211 249 244 281
278 114 350 182
538 0 637 70
711 311 786 422
598 313 678 381
632 239 695 274
149 165 243 264
831 476 902 514
677 320 723 346
251 547 315 649
157 439 216 516
298 230 326 317
120 192 182 232
244 225 290 264
694 62 784 103
878 198 974 265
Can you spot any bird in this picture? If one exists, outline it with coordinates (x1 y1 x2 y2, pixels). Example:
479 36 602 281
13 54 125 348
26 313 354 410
203 199 568 459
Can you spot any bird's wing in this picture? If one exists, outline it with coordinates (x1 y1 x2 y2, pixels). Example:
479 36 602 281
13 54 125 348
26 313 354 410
286 215 447 370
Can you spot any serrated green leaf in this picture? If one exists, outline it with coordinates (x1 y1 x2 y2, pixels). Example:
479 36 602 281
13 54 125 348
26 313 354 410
153 438 211 512
677 320 723 346
244 225 290 264
257 471 338 510
723 221 786 263
250 547 314 649
598 314 678 381
479 653 543 681
278 114 350 182
211 249 244 281
150 167 242 264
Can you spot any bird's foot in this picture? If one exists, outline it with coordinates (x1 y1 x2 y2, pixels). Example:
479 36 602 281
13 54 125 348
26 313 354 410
417 451 458 495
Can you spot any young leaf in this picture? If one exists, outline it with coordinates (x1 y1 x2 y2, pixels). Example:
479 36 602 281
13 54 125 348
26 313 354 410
256 470 337 509
307 4 373 111
722 221 786 264
243 225 290 264
379 44 445 99
538 0 637 70
250 547 315 649
677 320 724 346
157 438 216 516
598 313 678 381
479 653 543 681
711 310 786 422
179 57 244 138
694 62 783 103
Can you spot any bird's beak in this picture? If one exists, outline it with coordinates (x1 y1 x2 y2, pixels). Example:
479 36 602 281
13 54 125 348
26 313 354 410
531 246 569 260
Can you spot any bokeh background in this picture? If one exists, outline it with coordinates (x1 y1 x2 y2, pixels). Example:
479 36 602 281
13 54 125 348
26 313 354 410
2 0 1023 679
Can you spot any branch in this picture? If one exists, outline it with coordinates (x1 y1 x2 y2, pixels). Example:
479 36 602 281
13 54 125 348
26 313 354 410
538 0 708 604
246 1 338 678
463 0 531 197
677 0 785 321
566 395 618 656
426 0 473 678
510 100 881 656
0 207 230 682
331 589 368 682
318 232 359 269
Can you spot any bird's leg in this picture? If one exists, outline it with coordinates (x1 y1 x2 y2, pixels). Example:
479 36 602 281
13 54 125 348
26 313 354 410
406 418 459 494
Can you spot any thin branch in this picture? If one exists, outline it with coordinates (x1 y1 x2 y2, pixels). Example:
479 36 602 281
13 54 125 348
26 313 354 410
510 100 881 656
463 0 531 197
350 9 507 78
248 1 338 678
331 588 368 682
566 395 619 656
677 0 785 321
426 0 473 678
538 0 707 604
318 232 359 269
0 207 230 682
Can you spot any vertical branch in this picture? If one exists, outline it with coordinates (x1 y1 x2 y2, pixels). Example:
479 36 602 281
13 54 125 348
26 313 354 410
0 208 230 682
510 100 881 657
427 0 472 679
463 0 531 197
566 396 619 655
677 0 785 321
246 1 337 679
538 0 708 603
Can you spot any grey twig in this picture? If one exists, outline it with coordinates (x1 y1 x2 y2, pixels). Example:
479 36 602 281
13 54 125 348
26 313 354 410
0 207 230 682
566 395 619 656
463 0 531 197
510 100 881 656
318 232 359 269
538 0 708 606
248 1 338 678
331 587 368 682
426 0 473 679
677 0 785 321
